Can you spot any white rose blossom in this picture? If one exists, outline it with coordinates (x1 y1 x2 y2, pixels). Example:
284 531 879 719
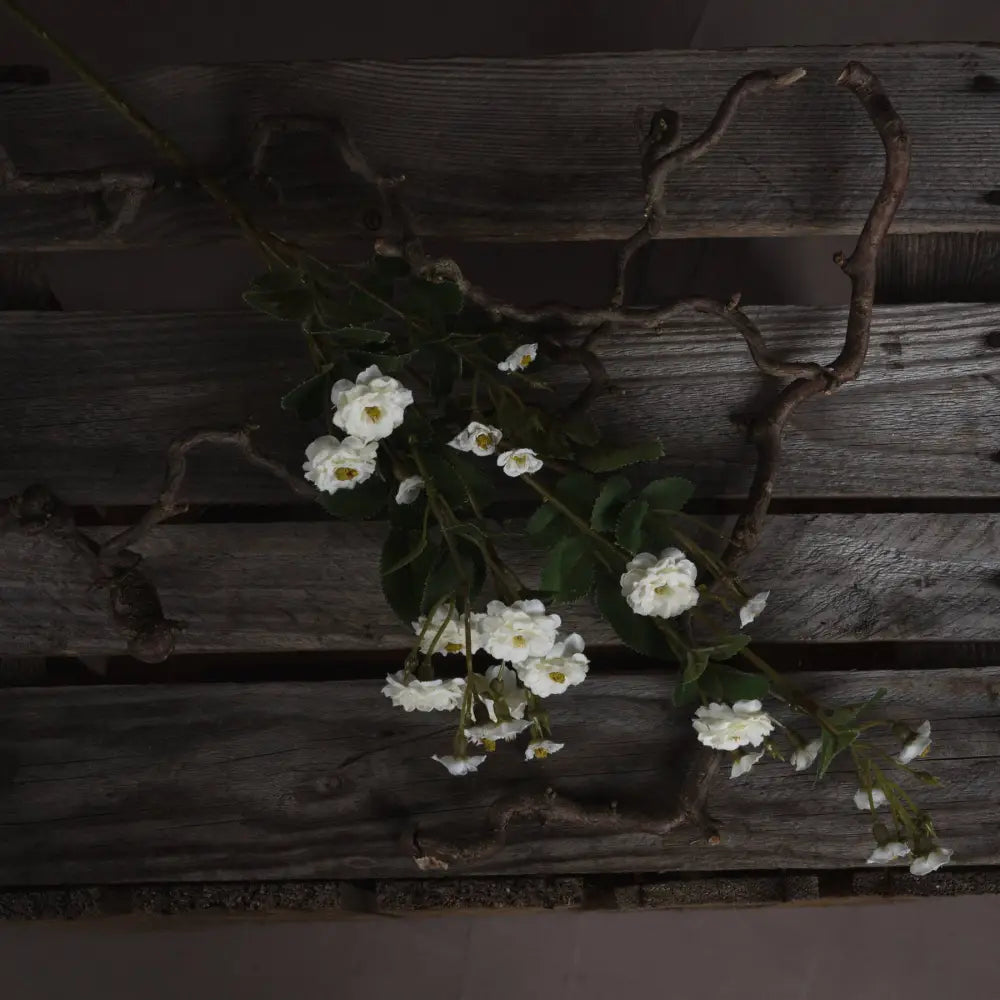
790 738 822 772
910 847 953 876
479 599 561 664
739 590 770 628
381 672 466 712
412 607 483 656
730 750 764 779
498 342 538 373
303 435 378 494
895 720 932 765
448 421 503 457
432 754 487 776
395 475 424 505
480 664 528 722
853 787 889 811
867 841 911 865
465 719 532 750
497 448 543 477
692 700 774 752
525 740 564 761
620 548 699 619
516 634 589 697
331 364 413 442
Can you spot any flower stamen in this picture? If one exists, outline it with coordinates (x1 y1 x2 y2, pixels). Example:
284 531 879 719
335 466 359 481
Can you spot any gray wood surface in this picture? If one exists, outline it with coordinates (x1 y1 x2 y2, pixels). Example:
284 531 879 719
1 45 999 248
0 668 995 883
1 513 998 656
2 303 999 505
878 234 1000 303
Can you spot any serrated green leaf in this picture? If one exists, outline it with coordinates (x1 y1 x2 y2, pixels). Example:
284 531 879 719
244 269 314 322
641 476 695 513
591 475 631 532
682 647 711 684
540 536 596 603
526 502 564 547
381 529 437 623
317 325 392 348
579 438 664 473
280 368 331 421
421 538 486 614
615 498 649 552
816 727 861 779
344 349 412 375
426 344 463 397
554 472 600 518
382 529 429 575
594 571 671 660
699 633 752 662
711 665 770 704
564 413 602 447
420 453 469 510
823 688 888 729
313 475 388 520
445 450 497 511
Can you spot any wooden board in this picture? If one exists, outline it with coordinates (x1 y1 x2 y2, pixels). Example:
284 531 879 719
1 45 999 248
1 513 998 657
0 668 995 884
878 234 1000 303
2 303 999 505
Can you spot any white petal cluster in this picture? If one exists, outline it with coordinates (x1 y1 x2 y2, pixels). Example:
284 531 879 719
497 448 543 477
853 787 888 811
692 700 774 752
895 720 932 765
331 364 413 442
480 663 528 722
910 847 953 876
395 475 424 505
730 750 764 779
867 842 910 865
525 740 564 760
381 671 466 712
465 719 532 748
448 421 503 456
497 342 538 373
739 590 770 628
620 548 699 619
479 599 561 664
303 435 378 494
790 738 822 772
516 633 589 697
412 607 483 656
432 754 486 776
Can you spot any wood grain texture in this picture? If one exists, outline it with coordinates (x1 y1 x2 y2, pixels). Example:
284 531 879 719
2 303 999 505
1 45 999 248
878 233 1000 303
0 668 995 883
0 514 998 656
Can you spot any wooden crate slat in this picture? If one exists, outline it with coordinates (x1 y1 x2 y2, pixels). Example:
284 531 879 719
1 45 999 248
1 303 998 505
0 668 995 884
1 514 997 656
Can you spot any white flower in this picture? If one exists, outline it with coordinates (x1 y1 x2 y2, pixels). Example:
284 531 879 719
910 847 953 876
465 719 532 749
497 448 543 477
381 671 466 712
730 750 764 779
895 720 932 765
867 842 911 865
432 754 487 776
853 787 889 811
331 364 413 442
395 475 424 505
692 700 774 752
620 548 699 619
516 633 589 697
498 342 538 373
479 599 561 664
303 434 378 494
790 738 822 772
480 663 528 722
448 421 503 457
739 590 770 628
526 740 564 761
412 607 483 656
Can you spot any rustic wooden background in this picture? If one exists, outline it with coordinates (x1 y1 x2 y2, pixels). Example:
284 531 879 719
2 44 1000 909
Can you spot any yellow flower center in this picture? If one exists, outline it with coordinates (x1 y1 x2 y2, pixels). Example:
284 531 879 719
475 433 492 450
920 744 931 758
444 641 463 653
548 671 566 684
654 584 673 595
335 466 359 481
514 454 527 466
519 354 533 367
533 746 549 759
512 635 527 648
364 405 382 422
483 738 497 752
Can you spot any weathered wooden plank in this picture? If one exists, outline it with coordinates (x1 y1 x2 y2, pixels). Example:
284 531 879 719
0 514 997 656
878 234 1000 303
0 668 995 884
1 45 999 248
2 303 999 505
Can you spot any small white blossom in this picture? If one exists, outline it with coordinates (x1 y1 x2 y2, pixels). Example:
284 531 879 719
465 719 532 749
331 364 413 442
412 607 483 656
692 700 774 752
480 663 528 722
910 847 953 876
730 750 764 779
479 599 561 664
525 740 564 761
303 434 378 494
895 720 932 765
497 448 543 477
790 738 822 772
867 842 911 865
853 787 889 811
381 671 466 712
395 475 424 505
620 548 699 619
516 633 589 697
448 421 503 457
432 754 487 776
739 590 770 628
498 342 538 373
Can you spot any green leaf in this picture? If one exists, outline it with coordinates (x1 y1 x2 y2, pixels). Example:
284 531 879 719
699 633 752 662
615 498 649 552
554 472 600 519
712 665 770 704
426 344 463 398
591 475 631 532
280 368 330 421
399 276 464 327
673 672 702 707
823 688 888 729
579 438 664 473
316 325 392 348
526 502 563 547
313 475 388 520
563 413 602 447
421 538 486 614
381 529 437 623
641 476 695 513
816 727 861 779
244 269 314 322
445 450 497 511
420 453 469 510
594 571 671 660
682 647 711 685
382 529 429 575
344 349 412 375
540 536 596 603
